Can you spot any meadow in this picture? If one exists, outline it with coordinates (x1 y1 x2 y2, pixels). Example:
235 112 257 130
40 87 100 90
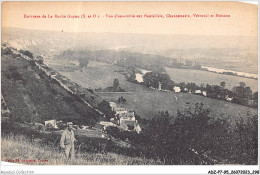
1 134 160 165
45 59 149 92
99 89 257 123
165 67 258 92
46 59 258 123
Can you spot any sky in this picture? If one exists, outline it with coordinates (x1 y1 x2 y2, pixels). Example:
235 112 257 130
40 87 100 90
1 1 258 36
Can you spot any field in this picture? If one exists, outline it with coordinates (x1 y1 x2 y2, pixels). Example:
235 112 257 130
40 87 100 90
45 59 148 92
98 89 257 123
46 59 257 123
165 67 258 92
1 134 160 165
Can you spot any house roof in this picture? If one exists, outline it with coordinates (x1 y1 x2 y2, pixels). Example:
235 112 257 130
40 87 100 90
115 107 127 111
119 112 134 118
94 123 105 130
121 120 136 126
99 121 116 127
45 119 56 122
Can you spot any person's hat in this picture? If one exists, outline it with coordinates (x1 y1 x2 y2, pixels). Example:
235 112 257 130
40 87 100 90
67 122 73 125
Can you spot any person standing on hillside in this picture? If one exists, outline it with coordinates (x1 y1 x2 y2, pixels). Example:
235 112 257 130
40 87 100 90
60 122 76 159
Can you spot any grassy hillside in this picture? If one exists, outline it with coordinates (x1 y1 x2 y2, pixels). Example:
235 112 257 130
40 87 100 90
1 51 101 125
99 89 257 123
1 134 160 165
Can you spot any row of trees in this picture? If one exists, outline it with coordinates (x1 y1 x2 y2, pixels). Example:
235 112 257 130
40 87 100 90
128 71 257 108
103 78 126 92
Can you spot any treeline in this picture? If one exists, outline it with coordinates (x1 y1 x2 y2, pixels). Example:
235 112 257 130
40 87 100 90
127 71 258 108
56 50 166 73
103 78 126 92
106 103 258 164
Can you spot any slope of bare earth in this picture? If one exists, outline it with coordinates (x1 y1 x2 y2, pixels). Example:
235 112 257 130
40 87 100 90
1 53 101 125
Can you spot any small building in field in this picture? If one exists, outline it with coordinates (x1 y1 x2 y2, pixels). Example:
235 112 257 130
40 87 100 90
226 97 233 102
173 86 181 93
44 119 58 129
202 91 207 96
195 90 202 94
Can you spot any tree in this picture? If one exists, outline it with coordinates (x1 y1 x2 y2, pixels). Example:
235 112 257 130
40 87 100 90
97 100 115 120
20 50 33 59
118 96 126 103
36 56 44 64
239 82 246 88
220 81 226 88
232 86 244 98
252 92 258 101
79 58 89 68
113 78 120 90
244 87 252 99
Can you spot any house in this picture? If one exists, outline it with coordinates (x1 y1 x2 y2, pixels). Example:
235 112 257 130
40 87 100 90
226 97 233 102
44 119 58 129
120 120 136 131
173 86 181 93
114 107 128 115
202 91 207 96
99 121 117 127
134 123 142 134
119 111 135 123
109 102 117 111
158 82 162 90
120 120 142 133
195 90 202 94
94 123 106 132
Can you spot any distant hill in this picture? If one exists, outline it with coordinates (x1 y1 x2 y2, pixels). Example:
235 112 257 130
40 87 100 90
2 27 257 73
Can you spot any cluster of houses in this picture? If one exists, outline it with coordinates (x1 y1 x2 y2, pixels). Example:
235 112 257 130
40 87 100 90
173 86 207 96
41 101 142 135
108 102 142 134
152 82 233 102
150 82 208 97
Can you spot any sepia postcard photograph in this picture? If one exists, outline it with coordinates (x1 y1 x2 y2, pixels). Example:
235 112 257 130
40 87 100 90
1 1 259 174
